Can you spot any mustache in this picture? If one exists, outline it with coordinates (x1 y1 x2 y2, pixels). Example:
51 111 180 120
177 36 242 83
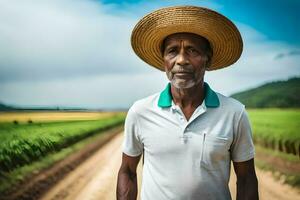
171 65 194 73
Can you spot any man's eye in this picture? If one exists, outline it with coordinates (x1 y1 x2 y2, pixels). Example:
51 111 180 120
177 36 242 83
168 49 176 53
166 49 177 56
189 48 198 53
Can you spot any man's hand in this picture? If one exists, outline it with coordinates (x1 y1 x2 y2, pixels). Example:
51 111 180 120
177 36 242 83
233 158 259 200
117 153 141 200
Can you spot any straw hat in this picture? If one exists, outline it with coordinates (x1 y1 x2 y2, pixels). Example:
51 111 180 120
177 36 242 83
131 6 243 71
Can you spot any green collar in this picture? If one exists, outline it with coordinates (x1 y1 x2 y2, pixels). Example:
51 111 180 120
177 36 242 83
158 82 220 108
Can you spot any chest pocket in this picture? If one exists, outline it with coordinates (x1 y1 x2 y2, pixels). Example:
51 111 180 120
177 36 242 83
200 133 230 171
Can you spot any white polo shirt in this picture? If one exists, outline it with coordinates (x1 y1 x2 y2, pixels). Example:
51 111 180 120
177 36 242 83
122 82 255 200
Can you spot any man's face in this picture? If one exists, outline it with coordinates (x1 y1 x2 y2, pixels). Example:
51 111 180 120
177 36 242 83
162 33 210 89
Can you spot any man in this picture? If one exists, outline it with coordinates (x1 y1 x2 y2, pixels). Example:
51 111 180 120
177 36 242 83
117 6 258 200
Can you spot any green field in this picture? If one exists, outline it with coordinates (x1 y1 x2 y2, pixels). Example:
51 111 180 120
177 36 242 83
0 109 298 192
1 109 298 173
247 109 300 156
0 113 126 172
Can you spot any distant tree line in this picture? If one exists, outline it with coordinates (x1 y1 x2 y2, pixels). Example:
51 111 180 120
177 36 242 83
230 77 300 108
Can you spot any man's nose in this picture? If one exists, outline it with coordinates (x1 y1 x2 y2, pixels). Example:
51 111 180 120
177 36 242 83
176 50 189 66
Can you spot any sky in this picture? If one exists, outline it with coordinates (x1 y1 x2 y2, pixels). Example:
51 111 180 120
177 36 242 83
0 0 299 109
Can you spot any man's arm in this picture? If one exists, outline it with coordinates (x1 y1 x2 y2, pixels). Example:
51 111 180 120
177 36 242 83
117 153 141 200
233 158 259 200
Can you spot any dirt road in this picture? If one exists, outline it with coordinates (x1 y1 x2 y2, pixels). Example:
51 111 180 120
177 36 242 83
40 132 300 200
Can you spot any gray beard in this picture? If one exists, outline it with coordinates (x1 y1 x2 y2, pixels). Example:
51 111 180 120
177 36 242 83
169 76 202 89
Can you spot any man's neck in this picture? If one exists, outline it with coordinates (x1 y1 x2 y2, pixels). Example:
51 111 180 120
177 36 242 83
171 81 205 109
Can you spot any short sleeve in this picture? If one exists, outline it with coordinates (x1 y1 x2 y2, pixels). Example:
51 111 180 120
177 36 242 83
122 106 143 157
231 107 255 162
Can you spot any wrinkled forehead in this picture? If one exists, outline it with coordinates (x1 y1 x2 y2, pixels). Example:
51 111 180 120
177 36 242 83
163 32 210 48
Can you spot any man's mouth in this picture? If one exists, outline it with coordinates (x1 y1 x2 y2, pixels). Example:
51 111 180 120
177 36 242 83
174 72 193 77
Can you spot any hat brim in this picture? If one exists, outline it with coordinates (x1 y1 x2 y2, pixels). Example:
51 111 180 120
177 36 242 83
131 6 243 71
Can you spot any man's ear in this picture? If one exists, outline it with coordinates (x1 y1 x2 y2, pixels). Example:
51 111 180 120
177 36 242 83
204 44 213 69
204 55 212 69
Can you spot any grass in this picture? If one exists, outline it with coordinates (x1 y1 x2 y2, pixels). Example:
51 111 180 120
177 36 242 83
0 125 122 194
247 108 300 155
248 108 300 142
0 113 126 171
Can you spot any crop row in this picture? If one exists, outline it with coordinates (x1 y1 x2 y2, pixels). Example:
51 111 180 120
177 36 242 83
253 136 300 156
248 109 299 156
0 114 125 172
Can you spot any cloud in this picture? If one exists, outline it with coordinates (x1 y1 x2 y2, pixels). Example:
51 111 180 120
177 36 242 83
0 0 224 83
101 0 223 17
274 50 300 60
0 0 148 83
0 70 167 109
